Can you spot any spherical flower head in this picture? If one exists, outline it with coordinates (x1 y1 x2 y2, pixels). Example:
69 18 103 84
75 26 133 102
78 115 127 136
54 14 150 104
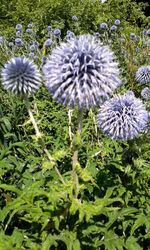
44 39 53 47
72 16 78 22
16 30 22 37
15 38 23 46
27 23 33 28
97 92 148 140
130 33 136 40
16 24 22 31
43 34 121 109
114 19 121 26
48 25 52 31
26 28 32 33
29 44 36 52
1 57 42 96
146 29 150 36
53 29 61 37
141 87 150 101
135 65 150 84
100 23 108 30
8 42 14 48
110 25 117 32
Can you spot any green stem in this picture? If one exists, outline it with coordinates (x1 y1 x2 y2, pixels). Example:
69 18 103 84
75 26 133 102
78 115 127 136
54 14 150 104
24 98 65 185
72 109 83 198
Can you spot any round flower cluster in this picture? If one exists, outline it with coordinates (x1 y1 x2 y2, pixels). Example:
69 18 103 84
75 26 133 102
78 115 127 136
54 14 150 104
1 57 42 96
43 34 121 109
97 91 148 140
135 65 150 84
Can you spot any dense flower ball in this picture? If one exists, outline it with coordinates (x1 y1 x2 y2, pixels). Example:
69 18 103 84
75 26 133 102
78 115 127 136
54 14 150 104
141 87 150 100
130 33 136 40
15 38 23 46
114 19 121 26
53 29 61 37
110 25 117 32
15 24 22 31
72 16 78 22
44 39 53 47
135 65 150 84
146 29 150 36
43 34 121 109
100 23 108 30
1 57 42 96
97 92 148 140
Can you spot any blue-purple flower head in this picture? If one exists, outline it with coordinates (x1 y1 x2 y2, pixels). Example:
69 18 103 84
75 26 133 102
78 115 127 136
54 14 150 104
97 91 148 140
72 16 78 22
15 38 23 46
146 29 150 36
130 33 136 40
1 57 42 96
135 65 150 84
15 24 22 31
53 29 61 37
43 34 121 109
114 19 121 26
26 28 32 33
110 25 117 32
44 39 53 47
100 23 108 30
141 87 150 101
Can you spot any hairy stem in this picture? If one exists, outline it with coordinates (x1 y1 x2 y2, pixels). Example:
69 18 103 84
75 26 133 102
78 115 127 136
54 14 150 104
72 109 83 198
24 98 65 185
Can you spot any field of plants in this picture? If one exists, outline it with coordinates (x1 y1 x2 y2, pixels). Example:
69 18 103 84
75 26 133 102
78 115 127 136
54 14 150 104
0 0 150 249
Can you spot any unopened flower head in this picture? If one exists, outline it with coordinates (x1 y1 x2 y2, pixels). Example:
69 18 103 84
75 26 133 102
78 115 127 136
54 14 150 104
141 87 150 101
16 24 22 31
110 25 117 32
53 29 61 37
100 23 108 30
114 19 121 26
1 57 42 96
97 91 148 140
44 39 53 47
72 16 78 22
43 34 121 109
135 65 150 84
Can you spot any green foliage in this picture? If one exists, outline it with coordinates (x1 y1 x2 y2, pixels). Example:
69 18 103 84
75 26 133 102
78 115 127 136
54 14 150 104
0 0 150 249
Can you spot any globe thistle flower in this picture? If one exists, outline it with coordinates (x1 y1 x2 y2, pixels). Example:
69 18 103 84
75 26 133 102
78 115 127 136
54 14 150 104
47 25 52 31
72 16 78 22
146 29 150 36
130 33 136 40
29 44 37 52
114 19 121 26
16 30 22 37
110 25 117 32
53 29 61 37
27 23 33 28
26 28 32 33
44 39 53 47
15 38 23 46
135 65 150 84
15 24 22 31
28 52 35 58
141 87 150 101
43 34 121 109
100 23 108 30
97 92 148 140
8 42 14 48
1 57 42 96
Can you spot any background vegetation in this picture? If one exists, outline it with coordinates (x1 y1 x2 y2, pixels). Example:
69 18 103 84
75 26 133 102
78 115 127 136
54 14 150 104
0 0 150 249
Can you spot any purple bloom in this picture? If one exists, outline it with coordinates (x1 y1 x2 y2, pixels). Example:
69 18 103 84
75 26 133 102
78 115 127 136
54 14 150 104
1 57 42 96
135 65 150 84
72 16 78 22
44 39 53 47
53 29 61 37
97 91 148 140
114 19 121 26
15 38 23 46
110 25 117 32
15 24 22 31
130 33 136 40
141 87 150 100
26 28 32 33
100 23 108 30
43 34 121 109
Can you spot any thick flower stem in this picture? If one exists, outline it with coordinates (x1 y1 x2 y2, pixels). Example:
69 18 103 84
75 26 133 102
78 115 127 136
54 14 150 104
72 109 83 198
24 98 65 185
